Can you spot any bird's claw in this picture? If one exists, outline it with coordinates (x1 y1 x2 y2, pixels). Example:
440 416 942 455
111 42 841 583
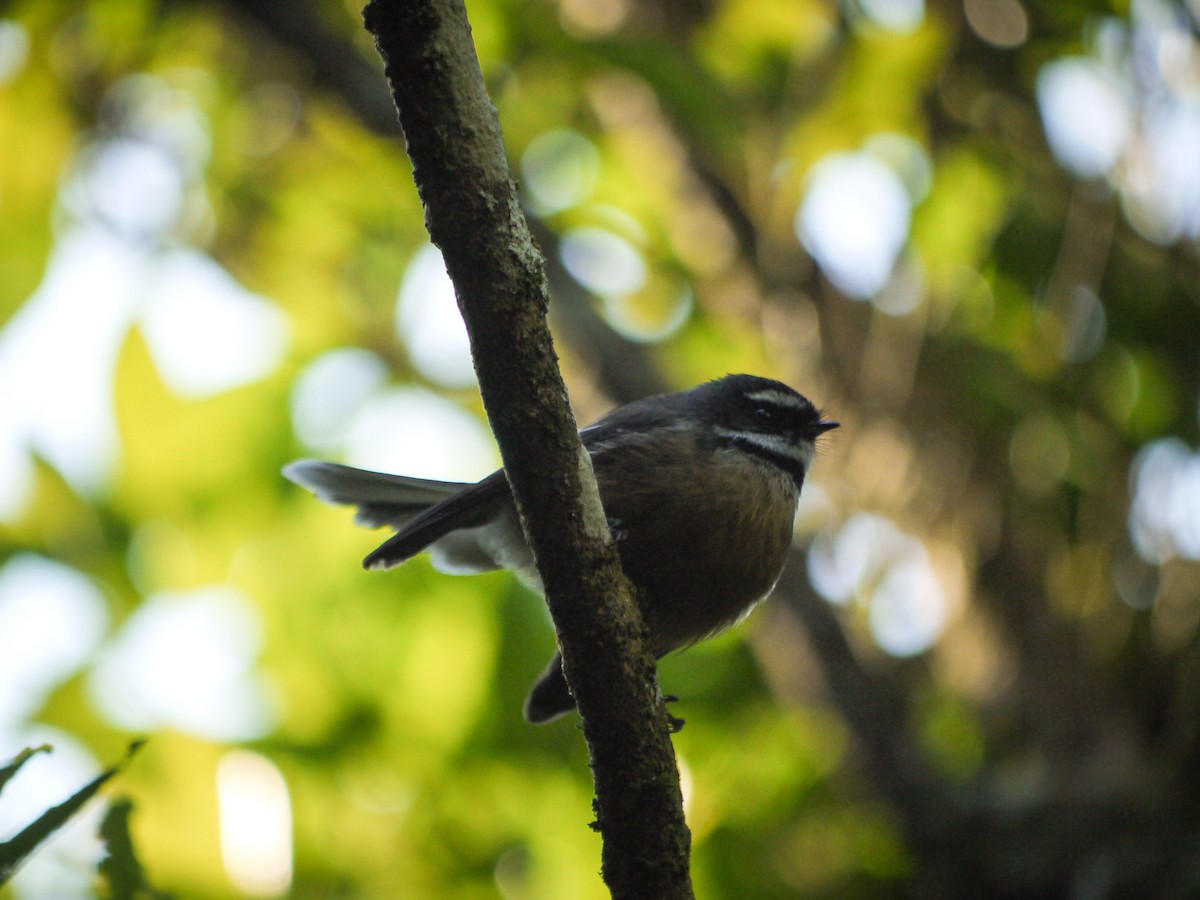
662 694 684 732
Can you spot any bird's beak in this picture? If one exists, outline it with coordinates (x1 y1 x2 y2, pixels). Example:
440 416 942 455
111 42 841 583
814 420 840 435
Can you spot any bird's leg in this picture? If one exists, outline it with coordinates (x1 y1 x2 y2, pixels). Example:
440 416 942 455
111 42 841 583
656 680 685 733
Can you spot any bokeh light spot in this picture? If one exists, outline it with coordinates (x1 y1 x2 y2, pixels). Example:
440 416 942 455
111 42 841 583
70 139 184 239
1130 438 1200 563
521 129 601 215
140 250 291 398
89 586 275 741
0 226 141 512
868 556 948 657
0 555 109 728
964 0 1028 48
218 750 293 897
1037 59 1132 179
396 244 477 388
856 0 924 33
797 152 912 299
560 226 647 298
290 347 389 453
864 133 933 203
0 20 30 85
344 386 498 481
809 514 949 657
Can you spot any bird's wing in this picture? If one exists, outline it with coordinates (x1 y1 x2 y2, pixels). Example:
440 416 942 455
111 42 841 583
579 394 679 453
290 390 683 573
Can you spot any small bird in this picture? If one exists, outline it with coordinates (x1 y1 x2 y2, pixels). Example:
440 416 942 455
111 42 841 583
285 374 837 729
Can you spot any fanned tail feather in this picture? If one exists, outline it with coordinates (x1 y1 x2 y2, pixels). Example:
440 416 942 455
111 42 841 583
283 459 466 529
285 460 512 572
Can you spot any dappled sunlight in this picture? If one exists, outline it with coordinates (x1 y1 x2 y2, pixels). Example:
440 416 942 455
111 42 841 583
70 137 186 238
0 556 108 729
808 513 953 657
0 19 29 85
342 386 499 481
1037 2 1200 243
290 347 390 453
1130 438 1200 563
561 226 647 298
0 226 141 514
217 750 293 897
963 0 1028 48
559 223 695 340
1037 59 1132 180
88 587 275 741
0 72 290 521
520 128 601 216
140 250 290 398
797 150 912 300
854 0 925 34
395 244 477 389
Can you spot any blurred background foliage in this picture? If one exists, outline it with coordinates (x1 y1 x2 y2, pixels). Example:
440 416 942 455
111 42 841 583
1 0 1199 895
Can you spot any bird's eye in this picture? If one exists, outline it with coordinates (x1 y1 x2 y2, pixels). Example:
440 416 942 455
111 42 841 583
754 406 774 421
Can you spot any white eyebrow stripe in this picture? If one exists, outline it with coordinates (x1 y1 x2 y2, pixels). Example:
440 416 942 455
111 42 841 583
714 427 814 467
744 389 809 411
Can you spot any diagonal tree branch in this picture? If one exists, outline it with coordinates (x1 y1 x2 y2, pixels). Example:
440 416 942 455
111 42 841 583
360 0 693 895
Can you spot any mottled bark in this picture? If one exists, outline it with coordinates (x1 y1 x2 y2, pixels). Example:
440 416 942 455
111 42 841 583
360 1 693 895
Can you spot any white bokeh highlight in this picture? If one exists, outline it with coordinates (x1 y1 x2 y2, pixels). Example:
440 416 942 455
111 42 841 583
1037 7 1200 244
520 129 601 216
808 513 949 657
396 244 477 388
858 0 925 33
72 138 185 238
88 586 275 741
291 347 390 453
0 556 109 728
0 84 291 521
0 20 30 85
140 249 290 398
218 750 293 897
797 152 912 299
1037 59 1132 179
344 386 499 482
1128 100 1200 242
560 227 647 298
868 555 949 657
0 227 141 513
1129 438 1200 563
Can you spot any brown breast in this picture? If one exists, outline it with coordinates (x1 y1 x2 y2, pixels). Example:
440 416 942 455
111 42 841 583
594 432 799 655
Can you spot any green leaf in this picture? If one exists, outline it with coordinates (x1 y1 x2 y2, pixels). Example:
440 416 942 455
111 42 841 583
0 745 53 795
98 797 171 900
0 741 145 886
